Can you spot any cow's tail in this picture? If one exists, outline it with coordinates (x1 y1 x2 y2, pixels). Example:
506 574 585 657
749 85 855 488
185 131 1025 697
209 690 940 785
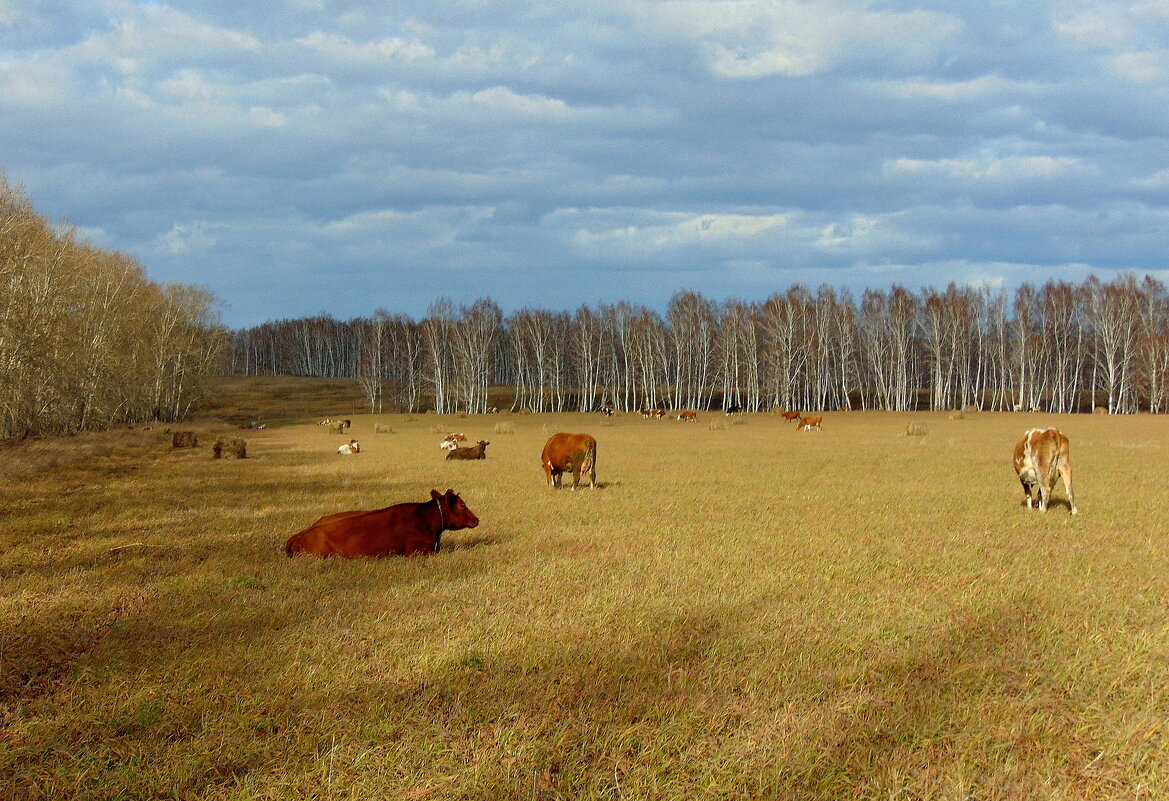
583 438 597 474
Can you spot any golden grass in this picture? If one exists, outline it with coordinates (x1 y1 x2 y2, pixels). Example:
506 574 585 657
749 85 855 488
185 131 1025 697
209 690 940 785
3 402 1169 799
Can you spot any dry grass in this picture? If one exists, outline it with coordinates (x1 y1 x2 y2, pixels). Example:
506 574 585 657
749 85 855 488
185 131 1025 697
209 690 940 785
3 400 1169 800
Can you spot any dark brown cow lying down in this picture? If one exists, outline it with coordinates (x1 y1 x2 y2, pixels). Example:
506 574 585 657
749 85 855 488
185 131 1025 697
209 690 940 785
541 432 597 489
446 440 489 460
285 489 479 557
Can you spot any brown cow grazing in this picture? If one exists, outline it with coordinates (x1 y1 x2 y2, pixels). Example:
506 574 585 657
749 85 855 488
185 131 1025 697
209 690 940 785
541 433 598 490
678 411 697 421
796 415 822 431
285 489 479 557
781 410 801 423
446 440 489 460
1013 428 1077 514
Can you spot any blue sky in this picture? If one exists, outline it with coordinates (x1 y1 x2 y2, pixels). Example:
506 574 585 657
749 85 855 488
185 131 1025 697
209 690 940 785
2 1 1168 328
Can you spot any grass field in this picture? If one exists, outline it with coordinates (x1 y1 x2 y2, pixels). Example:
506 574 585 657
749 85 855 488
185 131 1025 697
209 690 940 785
3 388 1169 799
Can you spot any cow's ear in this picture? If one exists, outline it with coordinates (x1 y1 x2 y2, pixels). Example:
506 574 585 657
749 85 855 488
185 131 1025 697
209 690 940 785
431 489 441 500
445 488 455 496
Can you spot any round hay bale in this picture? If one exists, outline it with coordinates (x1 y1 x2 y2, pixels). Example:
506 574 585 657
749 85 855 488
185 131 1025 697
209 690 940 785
1094 406 1109 415
171 431 198 448
330 422 346 434
962 405 978 414
374 423 394 434
948 411 964 420
213 437 247 459
428 424 445 435
707 420 728 431
905 422 929 437
493 421 516 435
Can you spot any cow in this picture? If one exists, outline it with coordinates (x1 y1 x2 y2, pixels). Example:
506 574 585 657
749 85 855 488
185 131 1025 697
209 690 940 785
781 410 801 423
446 440 489 460
678 411 697 421
725 405 744 416
541 433 598 490
1013 428 1077 514
439 433 467 451
318 418 334 426
284 489 480 558
796 416 822 431
599 407 614 417
338 439 360 454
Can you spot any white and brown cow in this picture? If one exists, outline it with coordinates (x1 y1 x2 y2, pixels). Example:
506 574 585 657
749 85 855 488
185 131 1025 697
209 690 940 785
1013 428 1077 514
338 439 361 455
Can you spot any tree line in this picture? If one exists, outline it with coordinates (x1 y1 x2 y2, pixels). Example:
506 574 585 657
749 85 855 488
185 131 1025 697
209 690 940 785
1 176 225 440
229 274 1169 416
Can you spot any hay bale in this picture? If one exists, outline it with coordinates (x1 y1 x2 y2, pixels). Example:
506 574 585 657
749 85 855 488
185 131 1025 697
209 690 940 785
428 424 445 435
493 421 515 435
905 423 929 437
962 405 978 414
1094 406 1109 415
330 422 346 434
171 431 198 448
374 423 394 434
213 438 247 459
707 420 728 431
948 411 964 420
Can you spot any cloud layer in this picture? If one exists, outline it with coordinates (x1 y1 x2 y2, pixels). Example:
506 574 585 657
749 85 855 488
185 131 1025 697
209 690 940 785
3 0 1168 326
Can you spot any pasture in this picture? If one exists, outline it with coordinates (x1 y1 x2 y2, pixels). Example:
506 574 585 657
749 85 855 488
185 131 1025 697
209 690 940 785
2 403 1169 800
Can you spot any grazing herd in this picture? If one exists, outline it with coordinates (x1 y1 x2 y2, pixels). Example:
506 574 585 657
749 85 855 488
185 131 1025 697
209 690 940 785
286 408 1079 558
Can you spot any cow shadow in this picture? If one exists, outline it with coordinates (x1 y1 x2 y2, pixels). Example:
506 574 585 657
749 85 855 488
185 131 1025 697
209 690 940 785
442 534 498 552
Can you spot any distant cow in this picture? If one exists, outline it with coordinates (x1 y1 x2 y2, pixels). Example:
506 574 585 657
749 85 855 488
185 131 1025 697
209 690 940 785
318 418 333 426
678 411 697 421
439 433 467 451
541 432 598 490
599 407 614 417
338 439 360 455
796 416 822 431
725 405 744 416
781 410 801 423
285 489 480 558
1013 428 1077 514
447 440 489 460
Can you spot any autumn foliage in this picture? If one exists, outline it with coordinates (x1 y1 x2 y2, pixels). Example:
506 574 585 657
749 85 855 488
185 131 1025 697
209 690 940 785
0 176 224 440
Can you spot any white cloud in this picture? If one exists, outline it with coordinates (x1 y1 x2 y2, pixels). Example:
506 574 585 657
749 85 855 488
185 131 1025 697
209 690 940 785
249 106 287 127
155 221 217 256
634 0 960 78
296 31 434 64
469 86 567 116
886 153 1080 181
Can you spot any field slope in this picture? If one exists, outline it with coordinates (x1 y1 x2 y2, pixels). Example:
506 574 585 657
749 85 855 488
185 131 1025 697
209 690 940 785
2 404 1168 800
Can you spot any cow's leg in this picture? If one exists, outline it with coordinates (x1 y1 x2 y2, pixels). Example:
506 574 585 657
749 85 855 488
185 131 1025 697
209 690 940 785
1020 480 1034 509
1059 462 1077 515
570 466 581 491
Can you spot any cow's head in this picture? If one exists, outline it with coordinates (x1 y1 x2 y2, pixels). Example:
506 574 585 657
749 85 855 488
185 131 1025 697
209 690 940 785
432 489 479 530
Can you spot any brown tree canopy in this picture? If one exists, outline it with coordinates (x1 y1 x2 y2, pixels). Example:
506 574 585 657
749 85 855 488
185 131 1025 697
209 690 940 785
0 176 225 440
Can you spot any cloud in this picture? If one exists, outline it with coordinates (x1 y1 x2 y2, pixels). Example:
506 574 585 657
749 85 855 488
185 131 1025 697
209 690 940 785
0 2 1167 327
295 31 434 64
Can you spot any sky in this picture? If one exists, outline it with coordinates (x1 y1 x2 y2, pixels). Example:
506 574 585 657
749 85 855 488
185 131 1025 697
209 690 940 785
2 1 1168 329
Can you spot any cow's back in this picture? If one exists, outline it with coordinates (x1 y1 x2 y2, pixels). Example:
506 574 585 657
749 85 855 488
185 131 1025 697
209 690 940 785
285 503 431 557
542 433 596 469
